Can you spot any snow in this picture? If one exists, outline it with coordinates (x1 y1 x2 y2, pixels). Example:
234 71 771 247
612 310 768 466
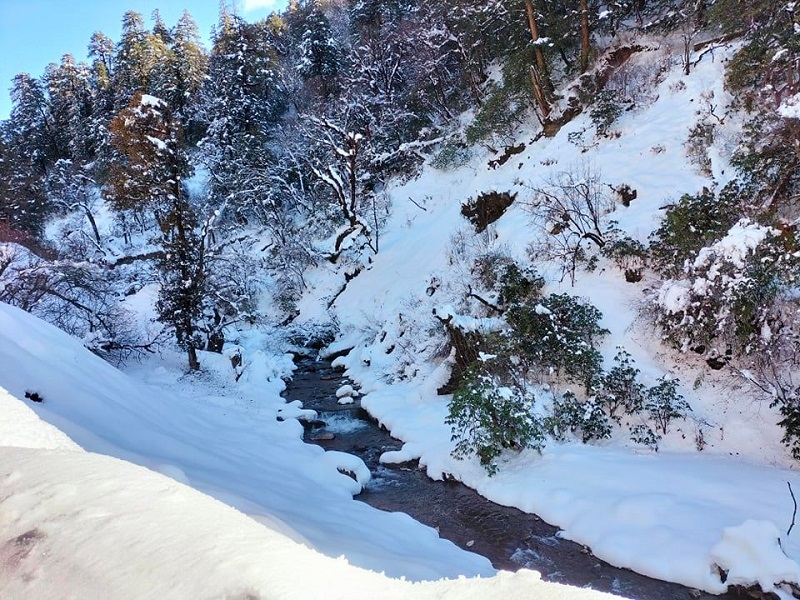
693 219 775 271
710 520 800 597
336 383 358 404
779 92 800 119
5 29 800 600
293 41 800 596
0 446 616 600
139 93 164 108
0 302 626 599
146 134 168 151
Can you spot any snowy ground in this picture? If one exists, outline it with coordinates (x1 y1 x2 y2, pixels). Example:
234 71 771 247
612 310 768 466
295 43 800 597
0 302 632 599
3 37 800 600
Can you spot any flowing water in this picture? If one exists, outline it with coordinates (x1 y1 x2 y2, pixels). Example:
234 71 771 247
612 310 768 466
284 357 738 600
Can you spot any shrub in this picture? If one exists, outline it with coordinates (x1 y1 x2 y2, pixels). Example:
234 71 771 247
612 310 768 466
465 82 527 147
461 191 517 233
590 90 623 137
773 387 800 460
497 262 545 308
596 349 645 422
506 292 608 391
649 188 741 277
685 121 715 177
653 218 798 357
526 164 618 283
644 376 690 435
548 390 612 443
446 365 545 476
602 237 647 282
630 423 660 450
431 137 473 171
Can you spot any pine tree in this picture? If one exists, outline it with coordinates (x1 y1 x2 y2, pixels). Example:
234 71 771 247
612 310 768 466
44 54 95 163
105 92 205 370
166 11 208 131
296 9 342 98
0 124 50 237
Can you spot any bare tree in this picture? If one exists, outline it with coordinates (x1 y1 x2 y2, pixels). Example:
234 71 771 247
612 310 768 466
524 164 617 283
305 114 382 258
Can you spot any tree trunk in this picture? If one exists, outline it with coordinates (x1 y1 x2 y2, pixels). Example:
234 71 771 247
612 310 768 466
187 345 200 371
579 0 591 73
83 204 101 244
529 66 551 119
524 0 555 114
524 0 550 84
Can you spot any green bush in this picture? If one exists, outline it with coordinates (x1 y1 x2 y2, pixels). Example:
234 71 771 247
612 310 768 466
630 423 660 450
431 137 473 171
653 217 797 358
446 365 545 476
602 236 647 282
590 90 623 137
649 188 741 277
596 349 645 422
497 262 545 307
465 82 527 146
506 293 608 391
644 376 690 435
773 388 800 460
547 390 612 443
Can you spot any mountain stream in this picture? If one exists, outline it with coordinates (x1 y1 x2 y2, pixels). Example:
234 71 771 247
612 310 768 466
284 357 737 600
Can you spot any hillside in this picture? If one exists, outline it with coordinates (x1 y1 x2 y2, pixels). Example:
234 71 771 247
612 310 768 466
3 1 800 598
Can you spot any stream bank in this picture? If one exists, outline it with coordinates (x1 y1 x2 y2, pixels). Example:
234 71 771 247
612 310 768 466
284 357 737 600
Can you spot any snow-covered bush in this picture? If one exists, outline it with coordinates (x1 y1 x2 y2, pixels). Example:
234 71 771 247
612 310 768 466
507 292 608 391
626 378 690 451
0 243 148 360
649 188 741 278
430 137 472 171
602 236 647 282
446 364 545 476
589 89 623 137
630 423 660 449
685 120 715 177
644 376 690 436
595 348 646 422
653 218 798 360
548 390 612 443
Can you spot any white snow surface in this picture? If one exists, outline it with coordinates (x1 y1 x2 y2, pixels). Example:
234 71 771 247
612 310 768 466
0 302 625 598
0 302 513 590
296 43 800 595
4 36 800 600
0 434 613 599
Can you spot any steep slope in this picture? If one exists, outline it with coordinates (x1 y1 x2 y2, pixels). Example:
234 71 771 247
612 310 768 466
0 301 492 581
296 41 800 595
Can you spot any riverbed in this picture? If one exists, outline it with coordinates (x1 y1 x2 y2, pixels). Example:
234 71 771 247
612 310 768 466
284 357 738 600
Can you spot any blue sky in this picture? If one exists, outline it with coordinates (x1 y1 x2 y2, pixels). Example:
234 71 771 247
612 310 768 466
0 0 288 120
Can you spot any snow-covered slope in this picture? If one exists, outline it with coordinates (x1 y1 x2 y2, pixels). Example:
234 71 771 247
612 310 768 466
0 301 494 582
296 43 800 596
0 383 618 599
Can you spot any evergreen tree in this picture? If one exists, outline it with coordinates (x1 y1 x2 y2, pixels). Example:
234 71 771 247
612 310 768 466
0 125 50 237
105 92 205 370
113 11 151 106
44 54 95 163
165 11 208 131
296 9 342 98
197 10 286 224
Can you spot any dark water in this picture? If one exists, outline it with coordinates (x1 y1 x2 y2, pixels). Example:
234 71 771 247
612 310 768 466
284 358 739 600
